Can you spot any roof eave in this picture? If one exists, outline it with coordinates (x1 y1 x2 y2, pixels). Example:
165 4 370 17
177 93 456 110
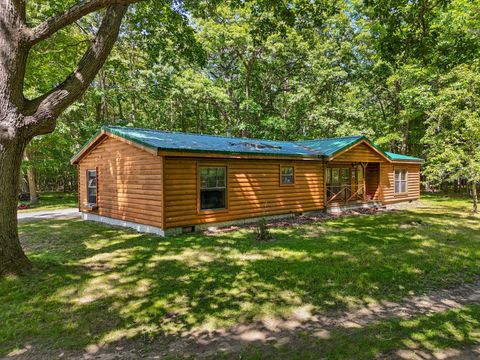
70 129 106 164
70 127 159 164
157 147 323 159
390 159 425 164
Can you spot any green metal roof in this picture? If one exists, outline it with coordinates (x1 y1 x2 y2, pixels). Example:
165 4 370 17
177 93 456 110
71 125 424 163
295 136 364 157
385 151 424 163
103 126 321 157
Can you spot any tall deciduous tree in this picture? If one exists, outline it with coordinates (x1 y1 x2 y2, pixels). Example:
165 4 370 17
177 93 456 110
0 0 139 275
423 64 480 212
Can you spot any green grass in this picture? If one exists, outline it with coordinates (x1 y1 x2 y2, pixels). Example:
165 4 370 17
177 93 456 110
241 304 480 359
18 191 77 212
2 195 480 358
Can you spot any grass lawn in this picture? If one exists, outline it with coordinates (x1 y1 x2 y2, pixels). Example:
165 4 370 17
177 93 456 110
2 194 480 358
17 191 78 212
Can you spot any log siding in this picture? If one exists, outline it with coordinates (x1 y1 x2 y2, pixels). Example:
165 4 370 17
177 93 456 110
331 142 389 163
379 163 421 203
164 157 325 228
78 136 164 228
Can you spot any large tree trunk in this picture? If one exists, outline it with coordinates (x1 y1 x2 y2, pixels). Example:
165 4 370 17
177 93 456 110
0 0 131 275
0 1 31 274
0 137 31 274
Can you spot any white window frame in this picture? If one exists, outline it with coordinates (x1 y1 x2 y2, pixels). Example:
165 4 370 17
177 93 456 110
86 169 97 205
394 168 408 194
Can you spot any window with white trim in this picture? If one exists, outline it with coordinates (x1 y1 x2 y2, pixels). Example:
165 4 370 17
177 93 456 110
200 167 226 210
395 168 407 194
87 169 97 204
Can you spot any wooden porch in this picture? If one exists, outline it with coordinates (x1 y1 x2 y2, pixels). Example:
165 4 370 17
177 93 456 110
325 161 380 207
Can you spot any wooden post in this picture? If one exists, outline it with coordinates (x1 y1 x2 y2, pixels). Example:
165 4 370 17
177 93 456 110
362 162 368 202
324 161 327 207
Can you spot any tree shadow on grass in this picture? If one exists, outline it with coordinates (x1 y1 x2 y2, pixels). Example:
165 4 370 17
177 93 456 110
238 304 480 360
1 205 480 358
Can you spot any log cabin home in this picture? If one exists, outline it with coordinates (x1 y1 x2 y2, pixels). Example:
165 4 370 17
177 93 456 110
71 126 424 236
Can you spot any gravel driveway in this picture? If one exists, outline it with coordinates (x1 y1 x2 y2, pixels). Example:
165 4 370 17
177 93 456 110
17 208 80 221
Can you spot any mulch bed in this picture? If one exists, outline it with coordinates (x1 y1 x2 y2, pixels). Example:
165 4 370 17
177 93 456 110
203 207 385 235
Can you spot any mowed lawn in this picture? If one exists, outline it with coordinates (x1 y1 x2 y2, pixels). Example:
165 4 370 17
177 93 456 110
2 195 480 358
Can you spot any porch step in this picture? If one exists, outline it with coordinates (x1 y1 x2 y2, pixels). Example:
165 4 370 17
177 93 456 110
326 201 385 214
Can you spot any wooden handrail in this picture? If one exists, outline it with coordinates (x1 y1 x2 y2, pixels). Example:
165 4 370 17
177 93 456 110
326 184 363 204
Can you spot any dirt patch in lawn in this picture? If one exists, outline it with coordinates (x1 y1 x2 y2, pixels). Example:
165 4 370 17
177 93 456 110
7 280 480 360
203 207 384 235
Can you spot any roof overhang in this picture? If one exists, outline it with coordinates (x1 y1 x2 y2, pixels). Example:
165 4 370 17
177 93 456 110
390 160 425 165
70 129 158 164
70 129 323 164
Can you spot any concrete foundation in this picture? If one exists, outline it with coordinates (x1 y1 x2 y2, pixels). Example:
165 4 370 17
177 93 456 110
82 212 165 236
81 210 326 237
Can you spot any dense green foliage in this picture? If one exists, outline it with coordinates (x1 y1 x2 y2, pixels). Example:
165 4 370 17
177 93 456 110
24 0 480 198
2 195 480 357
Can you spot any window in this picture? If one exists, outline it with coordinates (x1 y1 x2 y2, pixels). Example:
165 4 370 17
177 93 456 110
326 168 332 186
280 166 294 185
87 169 97 204
200 166 226 210
395 169 407 194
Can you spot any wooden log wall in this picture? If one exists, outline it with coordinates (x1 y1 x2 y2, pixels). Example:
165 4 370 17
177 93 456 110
78 136 164 228
379 163 421 203
332 142 387 162
163 157 325 228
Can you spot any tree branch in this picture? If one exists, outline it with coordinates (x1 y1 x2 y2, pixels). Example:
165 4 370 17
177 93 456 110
23 5 128 135
29 0 139 45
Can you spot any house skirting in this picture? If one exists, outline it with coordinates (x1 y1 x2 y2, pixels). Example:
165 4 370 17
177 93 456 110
165 211 327 236
326 200 384 214
82 210 326 237
82 212 165 236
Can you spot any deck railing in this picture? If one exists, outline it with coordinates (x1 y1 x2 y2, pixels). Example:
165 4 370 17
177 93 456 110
326 184 364 204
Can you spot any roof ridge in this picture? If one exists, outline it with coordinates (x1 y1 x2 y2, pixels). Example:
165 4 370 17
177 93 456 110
103 125 299 145
104 125 367 144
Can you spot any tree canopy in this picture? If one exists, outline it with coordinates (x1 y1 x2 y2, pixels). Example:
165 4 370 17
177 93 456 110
21 0 480 207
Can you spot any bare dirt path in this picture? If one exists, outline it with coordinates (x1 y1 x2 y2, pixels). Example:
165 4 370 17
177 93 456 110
160 280 480 359
5 281 480 359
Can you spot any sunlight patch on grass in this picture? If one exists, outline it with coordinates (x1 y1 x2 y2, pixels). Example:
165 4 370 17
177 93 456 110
149 248 218 267
2 195 480 357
